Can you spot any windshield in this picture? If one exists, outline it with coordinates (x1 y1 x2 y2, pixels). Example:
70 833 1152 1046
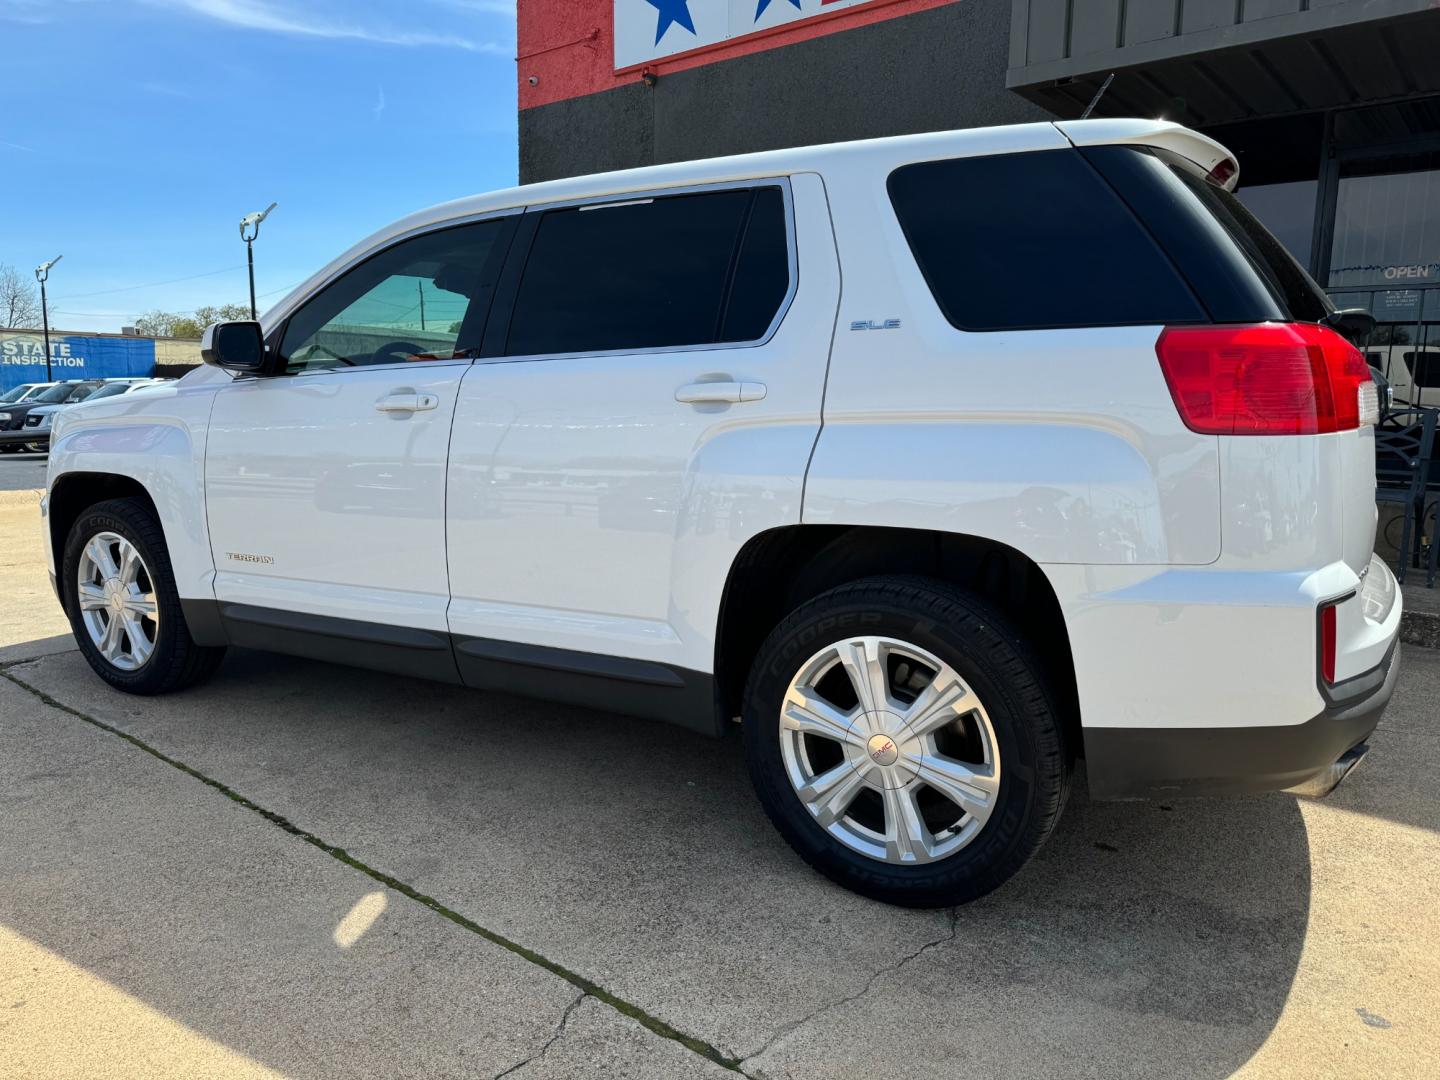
0 385 33 403
34 383 78 403
84 383 128 401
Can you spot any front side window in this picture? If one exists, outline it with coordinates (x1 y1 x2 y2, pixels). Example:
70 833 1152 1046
505 185 790 357
279 217 512 374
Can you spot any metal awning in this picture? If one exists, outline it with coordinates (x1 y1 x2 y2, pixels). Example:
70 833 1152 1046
1008 1 1440 126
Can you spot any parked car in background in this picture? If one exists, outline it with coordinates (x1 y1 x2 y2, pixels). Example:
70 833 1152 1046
1366 343 1440 409
0 382 56 406
42 119 1401 907
0 381 105 452
17 379 168 453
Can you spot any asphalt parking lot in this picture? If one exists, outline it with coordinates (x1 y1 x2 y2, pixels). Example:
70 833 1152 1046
1 484 1437 1080
0 449 48 492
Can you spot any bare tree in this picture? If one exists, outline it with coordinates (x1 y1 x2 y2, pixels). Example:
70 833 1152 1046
0 264 41 329
135 303 250 340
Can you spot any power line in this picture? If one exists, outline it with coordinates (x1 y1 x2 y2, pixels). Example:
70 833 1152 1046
51 280 308 321
51 264 247 301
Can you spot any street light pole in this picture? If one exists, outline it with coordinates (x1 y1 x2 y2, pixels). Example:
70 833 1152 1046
34 255 62 382
239 202 277 320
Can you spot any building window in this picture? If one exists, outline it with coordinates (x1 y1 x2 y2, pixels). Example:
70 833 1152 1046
1235 180 1318 272
1328 154 1440 290
1326 149 1440 406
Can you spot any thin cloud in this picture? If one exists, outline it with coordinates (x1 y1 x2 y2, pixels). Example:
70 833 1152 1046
147 0 508 53
141 81 193 98
0 0 92 24
372 85 387 123
429 0 516 16
1 139 37 153
0 0 42 24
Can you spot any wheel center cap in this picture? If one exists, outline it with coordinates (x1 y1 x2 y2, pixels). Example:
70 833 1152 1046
104 578 125 613
866 732 900 767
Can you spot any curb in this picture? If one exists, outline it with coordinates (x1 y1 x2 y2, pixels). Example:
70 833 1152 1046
0 488 42 507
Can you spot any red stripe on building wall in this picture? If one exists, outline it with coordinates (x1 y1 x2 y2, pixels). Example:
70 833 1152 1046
518 0 962 110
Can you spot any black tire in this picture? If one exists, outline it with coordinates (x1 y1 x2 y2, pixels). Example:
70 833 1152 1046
742 575 1070 907
61 497 226 695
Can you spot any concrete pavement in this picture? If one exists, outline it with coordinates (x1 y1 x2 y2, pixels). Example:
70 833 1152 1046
1 492 1437 1079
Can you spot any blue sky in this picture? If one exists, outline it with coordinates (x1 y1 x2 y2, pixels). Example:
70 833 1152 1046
0 0 517 332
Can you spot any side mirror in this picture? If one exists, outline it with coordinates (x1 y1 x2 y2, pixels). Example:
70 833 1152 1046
201 321 268 373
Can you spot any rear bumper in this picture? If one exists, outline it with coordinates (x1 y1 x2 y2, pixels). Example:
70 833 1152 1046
1085 640 1400 800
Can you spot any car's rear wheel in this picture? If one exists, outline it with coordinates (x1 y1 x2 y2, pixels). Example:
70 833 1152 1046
743 576 1069 907
62 497 226 694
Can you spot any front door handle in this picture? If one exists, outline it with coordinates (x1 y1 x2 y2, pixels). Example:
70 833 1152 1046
674 381 767 404
375 392 439 413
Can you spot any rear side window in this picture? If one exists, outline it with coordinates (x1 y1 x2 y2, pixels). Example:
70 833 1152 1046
1157 150 1332 325
505 186 789 356
887 149 1205 331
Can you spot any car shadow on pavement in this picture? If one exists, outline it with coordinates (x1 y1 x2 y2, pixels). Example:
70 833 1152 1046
4 644 1315 1079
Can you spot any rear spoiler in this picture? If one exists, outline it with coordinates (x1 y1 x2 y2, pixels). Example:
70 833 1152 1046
1053 119 1240 191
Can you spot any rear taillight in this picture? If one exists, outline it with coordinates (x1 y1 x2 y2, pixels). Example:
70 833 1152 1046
1319 601 1338 684
1155 323 1373 435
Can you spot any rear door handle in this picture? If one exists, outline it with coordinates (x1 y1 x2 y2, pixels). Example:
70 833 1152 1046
674 381 767 404
375 392 439 413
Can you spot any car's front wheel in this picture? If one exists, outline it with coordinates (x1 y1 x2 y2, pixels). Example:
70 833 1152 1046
743 576 1070 907
62 497 226 694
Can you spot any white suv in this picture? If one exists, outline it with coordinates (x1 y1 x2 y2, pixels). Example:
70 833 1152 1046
43 120 1402 906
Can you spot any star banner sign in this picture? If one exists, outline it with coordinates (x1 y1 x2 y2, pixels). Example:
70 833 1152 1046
615 0 882 69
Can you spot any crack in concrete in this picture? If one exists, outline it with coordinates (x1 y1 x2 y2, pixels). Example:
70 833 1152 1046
493 992 587 1079
0 648 74 672
0 668 744 1074
738 906 959 1077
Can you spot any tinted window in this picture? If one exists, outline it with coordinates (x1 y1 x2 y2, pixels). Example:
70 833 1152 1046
505 186 789 356
1082 145 1284 325
84 383 129 401
721 188 790 342
887 149 1204 331
1159 151 1331 324
280 218 512 374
